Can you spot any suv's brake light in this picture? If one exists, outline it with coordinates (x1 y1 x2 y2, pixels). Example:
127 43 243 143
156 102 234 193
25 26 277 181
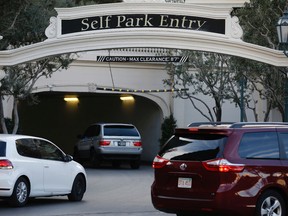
133 141 142 147
202 158 244 172
152 155 169 169
0 159 13 169
99 140 111 146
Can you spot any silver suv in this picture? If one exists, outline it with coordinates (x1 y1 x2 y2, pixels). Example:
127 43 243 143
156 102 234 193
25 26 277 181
74 123 142 169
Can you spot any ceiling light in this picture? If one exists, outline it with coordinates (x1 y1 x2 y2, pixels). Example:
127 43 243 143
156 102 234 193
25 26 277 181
64 96 79 102
120 95 134 101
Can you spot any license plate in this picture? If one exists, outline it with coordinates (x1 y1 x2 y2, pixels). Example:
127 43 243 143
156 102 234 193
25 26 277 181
118 141 126 146
178 178 192 188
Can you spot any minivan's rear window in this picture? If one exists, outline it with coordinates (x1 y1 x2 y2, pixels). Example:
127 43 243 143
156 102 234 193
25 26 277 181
0 141 6 156
159 134 227 161
238 132 279 159
104 125 139 137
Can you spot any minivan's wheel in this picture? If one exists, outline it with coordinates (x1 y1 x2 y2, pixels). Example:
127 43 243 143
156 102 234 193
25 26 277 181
256 190 286 216
90 149 101 168
68 174 86 201
9 177 30 207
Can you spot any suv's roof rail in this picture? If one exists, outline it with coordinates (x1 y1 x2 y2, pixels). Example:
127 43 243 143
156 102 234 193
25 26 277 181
230 122 288 128
188 122 235 127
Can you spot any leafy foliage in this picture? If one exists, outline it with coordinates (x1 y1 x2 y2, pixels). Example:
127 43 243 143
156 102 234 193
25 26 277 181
159 114 177 148
164 1 288 122
232 0 287 121
233 0 286 49
165 51 233 122
0 0 122 133
0 0 122 50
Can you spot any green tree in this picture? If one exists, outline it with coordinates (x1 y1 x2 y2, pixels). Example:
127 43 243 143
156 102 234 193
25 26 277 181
164 1 288 122
1 56 73 134
164 50 233 122
0 0 122 133
232 0 287 121
159 114 177 148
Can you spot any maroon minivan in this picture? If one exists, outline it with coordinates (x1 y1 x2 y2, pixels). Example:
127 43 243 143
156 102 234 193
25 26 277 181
151 122 288 216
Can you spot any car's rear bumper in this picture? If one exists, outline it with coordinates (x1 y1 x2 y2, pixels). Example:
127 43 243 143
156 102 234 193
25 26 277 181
101 153 141 160
151 186 255 216
99 147 142 156
0 172 14 197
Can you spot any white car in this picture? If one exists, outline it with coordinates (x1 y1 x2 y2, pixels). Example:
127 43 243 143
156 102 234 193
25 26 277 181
0 134 87 207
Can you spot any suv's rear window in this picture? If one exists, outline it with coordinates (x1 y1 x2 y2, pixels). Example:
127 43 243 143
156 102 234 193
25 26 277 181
0 141 6 156
104 125 139 136
159 134 227 161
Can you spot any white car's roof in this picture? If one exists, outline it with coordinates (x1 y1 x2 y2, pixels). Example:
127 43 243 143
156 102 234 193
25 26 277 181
0 134 47 141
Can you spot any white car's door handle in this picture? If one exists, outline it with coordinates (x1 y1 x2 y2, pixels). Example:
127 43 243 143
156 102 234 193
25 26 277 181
44 165 49 168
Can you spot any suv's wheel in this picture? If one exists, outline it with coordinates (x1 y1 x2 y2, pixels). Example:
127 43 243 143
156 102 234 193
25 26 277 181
90 149 101 168
9 177 30 207
112 161 121 168
256 190 286 216
130 159 140 169
68 174 86 201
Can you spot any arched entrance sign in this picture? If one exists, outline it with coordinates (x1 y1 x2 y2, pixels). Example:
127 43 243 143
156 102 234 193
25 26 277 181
0 2 288 67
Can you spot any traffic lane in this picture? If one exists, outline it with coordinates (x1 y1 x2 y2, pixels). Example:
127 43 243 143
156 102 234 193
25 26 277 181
0 164 170 216
83 164 163 215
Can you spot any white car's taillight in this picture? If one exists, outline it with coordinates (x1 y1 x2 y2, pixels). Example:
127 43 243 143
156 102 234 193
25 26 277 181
0 159 13 169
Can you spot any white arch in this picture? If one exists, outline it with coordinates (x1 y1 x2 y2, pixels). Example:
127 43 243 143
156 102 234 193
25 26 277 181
1 2 287 120
0 29 287 67
0 2 287 67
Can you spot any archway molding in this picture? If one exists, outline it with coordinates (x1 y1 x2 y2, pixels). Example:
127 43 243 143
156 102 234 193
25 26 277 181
0 2 287 67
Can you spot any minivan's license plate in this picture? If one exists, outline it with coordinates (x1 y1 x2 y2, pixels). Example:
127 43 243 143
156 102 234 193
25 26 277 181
178 178 192 188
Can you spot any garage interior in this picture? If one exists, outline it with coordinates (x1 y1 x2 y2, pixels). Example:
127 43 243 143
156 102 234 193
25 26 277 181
18 92 163 162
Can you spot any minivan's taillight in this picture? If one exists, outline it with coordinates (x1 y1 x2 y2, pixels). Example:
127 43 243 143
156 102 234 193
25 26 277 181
152 155 169 169
133 141 142 147
202 158 244 173
99 140 111 146
0 159 13 169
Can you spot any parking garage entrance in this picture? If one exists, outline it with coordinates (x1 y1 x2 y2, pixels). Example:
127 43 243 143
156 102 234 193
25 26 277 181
1 1 288 161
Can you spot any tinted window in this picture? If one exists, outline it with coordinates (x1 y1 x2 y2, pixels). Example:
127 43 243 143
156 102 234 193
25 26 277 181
16 139 41 158
0 141 6 156
278 132 288 157
238 132 279 159
36 139 64 161
159 134 227 161
104 125 139 136
84 125 100 138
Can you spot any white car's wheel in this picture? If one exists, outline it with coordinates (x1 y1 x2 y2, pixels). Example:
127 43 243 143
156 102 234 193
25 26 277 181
9 177 30 207
68 174 86 201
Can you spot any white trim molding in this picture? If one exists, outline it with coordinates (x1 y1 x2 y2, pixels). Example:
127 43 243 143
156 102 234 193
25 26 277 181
0 2 286 67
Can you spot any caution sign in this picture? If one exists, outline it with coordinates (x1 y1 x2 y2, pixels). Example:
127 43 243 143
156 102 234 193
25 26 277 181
96 56 189 62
